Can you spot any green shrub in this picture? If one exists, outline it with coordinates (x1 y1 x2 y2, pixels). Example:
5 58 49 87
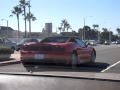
0 46 12 54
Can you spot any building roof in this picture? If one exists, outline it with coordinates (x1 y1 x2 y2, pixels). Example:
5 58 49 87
0 26 14 31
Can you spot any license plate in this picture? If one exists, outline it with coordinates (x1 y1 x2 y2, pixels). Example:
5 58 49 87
34 54 44 59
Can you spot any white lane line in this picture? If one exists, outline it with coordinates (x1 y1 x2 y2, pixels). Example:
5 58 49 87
101 60 120 72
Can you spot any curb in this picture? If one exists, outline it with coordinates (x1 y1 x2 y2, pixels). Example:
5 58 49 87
0 72 120 82
0 60 21 66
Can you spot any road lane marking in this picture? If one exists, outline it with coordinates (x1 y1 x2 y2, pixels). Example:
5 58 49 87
101 60 120 72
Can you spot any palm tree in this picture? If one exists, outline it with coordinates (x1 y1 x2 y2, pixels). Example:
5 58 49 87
102 28 108 32
61 19 71 32
93 24 99 30
11 5 22 38
58 27 62 33
61 19 67 32
66 23 71 32
93 24 99 41
19 0 28 38
116 28 120 36
25 12 36 37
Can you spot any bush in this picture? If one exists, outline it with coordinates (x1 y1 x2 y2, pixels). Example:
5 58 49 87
0 46 12 59
0 46 13 54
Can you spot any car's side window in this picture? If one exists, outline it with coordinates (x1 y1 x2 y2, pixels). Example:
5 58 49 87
75 38 85 47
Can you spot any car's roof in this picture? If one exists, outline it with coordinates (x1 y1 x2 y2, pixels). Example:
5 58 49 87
45 36 81 39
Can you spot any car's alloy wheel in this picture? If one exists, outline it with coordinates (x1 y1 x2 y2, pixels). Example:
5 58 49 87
71 53 78 69
91 51 96 63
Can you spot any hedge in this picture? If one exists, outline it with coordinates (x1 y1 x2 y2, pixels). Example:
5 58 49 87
0 46 13 54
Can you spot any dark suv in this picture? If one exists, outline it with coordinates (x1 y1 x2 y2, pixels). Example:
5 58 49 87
16 38 39 51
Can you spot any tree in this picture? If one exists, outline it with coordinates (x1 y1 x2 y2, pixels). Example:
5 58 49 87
66 23 71 32
19 0 28 37
58 27 62 33
78 26 98 40
116 28 120 37
61 19 67 32
92 24 99 30
92 24 99 41
11 5 22 38
25 12 36 37
61 19 71 32
102 28 108 32
100 28 110 41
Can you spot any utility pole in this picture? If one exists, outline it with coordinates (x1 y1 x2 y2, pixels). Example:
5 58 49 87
97 27 100 43
109 28 111 44
83 18 85 40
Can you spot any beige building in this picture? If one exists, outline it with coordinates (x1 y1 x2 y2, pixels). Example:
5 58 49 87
0 26 24 38
45 23 52 36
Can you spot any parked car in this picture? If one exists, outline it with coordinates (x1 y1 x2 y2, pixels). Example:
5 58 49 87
87 40 97 46
20 36 96 67
0 38 17 53
104 41 110 45
116 40 120 44
16 38 39 51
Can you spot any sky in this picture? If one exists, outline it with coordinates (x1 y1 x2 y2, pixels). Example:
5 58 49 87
0 0 120 34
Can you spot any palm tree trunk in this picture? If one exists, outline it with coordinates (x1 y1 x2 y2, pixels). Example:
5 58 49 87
67 28 68 32
17 14 20 38
63 25 65 32
28 2 31 38
24 6 27 38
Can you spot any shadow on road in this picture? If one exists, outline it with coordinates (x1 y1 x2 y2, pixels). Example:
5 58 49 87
23 62 110 73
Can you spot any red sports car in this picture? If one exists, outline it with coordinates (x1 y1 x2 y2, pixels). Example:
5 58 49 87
20 36 96 66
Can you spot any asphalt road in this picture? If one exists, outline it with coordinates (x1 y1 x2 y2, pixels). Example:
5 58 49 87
0 74 120 90
0 44 120 74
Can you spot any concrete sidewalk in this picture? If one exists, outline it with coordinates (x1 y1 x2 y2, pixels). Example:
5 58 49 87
0 53 21 66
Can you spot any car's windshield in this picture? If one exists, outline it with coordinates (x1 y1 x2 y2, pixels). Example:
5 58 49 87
18 38 38 44
41 37 69 43
0 0 120 88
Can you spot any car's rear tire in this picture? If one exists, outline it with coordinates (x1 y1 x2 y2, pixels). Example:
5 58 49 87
71 52 78 69
90 51 96 63
21 61 28 66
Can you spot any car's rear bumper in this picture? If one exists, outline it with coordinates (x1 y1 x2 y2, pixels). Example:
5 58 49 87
20 51 71 64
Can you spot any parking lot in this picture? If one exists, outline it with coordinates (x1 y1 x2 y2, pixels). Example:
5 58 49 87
0 44 119 74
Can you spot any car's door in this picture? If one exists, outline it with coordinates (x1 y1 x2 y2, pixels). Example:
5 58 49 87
74 38 91 63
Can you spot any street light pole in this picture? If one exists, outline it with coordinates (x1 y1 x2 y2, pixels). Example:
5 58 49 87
109 28 111 44
7 20 8 31
83 18 85 40
97 26 100 42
